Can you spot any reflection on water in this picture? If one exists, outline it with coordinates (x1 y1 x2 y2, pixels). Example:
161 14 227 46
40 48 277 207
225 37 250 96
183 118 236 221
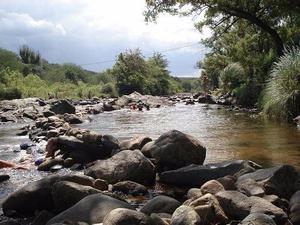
78 103 300 169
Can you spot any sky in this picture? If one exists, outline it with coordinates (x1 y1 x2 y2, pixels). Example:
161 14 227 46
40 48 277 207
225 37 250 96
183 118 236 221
0 0 210 77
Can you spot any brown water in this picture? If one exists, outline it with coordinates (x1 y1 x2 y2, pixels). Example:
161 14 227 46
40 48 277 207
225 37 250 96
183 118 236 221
77 103 300 169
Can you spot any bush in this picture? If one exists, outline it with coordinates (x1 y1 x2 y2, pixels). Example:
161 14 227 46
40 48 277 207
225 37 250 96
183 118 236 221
101 83 118 97
262 47 300 121
219 63 245 93
0 87 22 100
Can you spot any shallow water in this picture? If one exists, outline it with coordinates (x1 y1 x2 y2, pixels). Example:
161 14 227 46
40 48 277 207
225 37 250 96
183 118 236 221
77 103 300 169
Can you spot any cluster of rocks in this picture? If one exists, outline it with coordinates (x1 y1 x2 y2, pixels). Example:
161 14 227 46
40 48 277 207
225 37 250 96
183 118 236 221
1 129 300 225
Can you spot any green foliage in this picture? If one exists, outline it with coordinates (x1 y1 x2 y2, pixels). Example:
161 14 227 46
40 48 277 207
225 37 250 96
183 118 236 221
263 47 300 121
101 83 118 97
0 48 22 71
219 63 245 93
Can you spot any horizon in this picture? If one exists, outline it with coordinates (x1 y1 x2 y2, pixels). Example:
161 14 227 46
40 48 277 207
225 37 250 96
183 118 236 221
0 0 211 77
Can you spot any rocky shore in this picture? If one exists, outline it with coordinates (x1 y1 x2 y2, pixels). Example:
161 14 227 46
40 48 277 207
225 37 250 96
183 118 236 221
0 94 300 225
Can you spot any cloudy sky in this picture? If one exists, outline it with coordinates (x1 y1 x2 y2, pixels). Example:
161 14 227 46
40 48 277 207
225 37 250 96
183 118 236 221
0 0 210 77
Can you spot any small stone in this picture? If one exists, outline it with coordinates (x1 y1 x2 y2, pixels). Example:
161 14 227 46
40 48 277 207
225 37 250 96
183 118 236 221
94 179 109 191
200 180 225 195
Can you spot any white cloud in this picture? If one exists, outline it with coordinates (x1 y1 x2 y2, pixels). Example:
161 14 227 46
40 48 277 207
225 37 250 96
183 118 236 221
0 10 66 37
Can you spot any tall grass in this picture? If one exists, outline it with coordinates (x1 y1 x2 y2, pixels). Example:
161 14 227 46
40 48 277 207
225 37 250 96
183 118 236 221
263 47 300 121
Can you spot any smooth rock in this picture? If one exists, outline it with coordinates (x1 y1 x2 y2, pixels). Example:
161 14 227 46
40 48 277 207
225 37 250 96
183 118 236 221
237 165 300 199
141 141 155 158
51 181 102 212
236 178 265 197
215 191 288 224
289 190 300 225
187 188 203 200
85 150 156 186
63 113 83 124
147 130 206 169
120 136 152 150
200 180 225 195
103 208 154 225
170 205 201 225
94 179 108 191
38 158 64 171
140 195 181 215
50 100 76 115
46 193 134 225
159 160 258 187
239 213 276 225
112 180 148 195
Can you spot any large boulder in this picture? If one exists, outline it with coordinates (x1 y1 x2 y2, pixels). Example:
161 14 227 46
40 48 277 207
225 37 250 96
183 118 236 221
237 165 300 199
146 130 206 169
215 191 288 224
50 100 75 115
103 208 154 225
46 193 134 225
140 195 181 215
159 160 258 187
51 181 101 212
2 175 94 217
289 191 300 225
170 205 202 225
85 150 156 186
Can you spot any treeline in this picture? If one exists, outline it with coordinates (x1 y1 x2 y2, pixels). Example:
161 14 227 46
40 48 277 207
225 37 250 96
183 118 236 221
146 0 300 121
0 46 198 100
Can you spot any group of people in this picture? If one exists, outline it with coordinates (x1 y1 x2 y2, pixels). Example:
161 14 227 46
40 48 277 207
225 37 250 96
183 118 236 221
129 100 150 111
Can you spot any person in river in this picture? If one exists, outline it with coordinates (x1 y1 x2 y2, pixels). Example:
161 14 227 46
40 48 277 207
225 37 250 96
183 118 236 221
0 159 28 170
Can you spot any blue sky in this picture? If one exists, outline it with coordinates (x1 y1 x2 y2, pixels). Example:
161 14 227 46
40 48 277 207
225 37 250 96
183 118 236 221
0 0 210 77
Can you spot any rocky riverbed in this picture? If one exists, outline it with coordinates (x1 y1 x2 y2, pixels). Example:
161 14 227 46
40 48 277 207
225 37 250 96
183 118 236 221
0 94 300 225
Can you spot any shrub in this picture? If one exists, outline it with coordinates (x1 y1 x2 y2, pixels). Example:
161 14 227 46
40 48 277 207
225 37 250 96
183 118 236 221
219 63 245 93
0 87 22 100
263 47 300 121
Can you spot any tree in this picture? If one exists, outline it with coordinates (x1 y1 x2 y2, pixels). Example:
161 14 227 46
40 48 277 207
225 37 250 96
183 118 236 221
19 45 41 65
145 0 299 56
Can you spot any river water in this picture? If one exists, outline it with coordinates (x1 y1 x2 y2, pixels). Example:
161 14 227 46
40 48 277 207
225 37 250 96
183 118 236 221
77 103 300 169
0 103 300 200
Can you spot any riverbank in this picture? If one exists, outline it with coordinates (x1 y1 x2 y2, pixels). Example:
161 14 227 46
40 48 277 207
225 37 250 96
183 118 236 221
0 94 300 224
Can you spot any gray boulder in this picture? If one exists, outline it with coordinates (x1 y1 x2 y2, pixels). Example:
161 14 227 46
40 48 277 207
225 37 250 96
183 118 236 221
159 160 258 187
103 208 154 225
140 195 181 215
215 191 288 224
51 181 101 212
2 175 94 217
50 100 75 115
289 190 300 225
239 213 276 225
237 165 299 199
46 193 134 225
170 205 201 225
112 181 148 195
146 130 206 169
85 150 156 186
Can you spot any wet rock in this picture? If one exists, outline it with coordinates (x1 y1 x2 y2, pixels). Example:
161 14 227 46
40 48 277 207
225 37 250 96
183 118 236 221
120 136 152 150
159 160 258 187
112 180 148 195
23 110 38 120
140 195 181 215
146 130 206 170
85 150 156 186
200 180 225 195
0 174 10 182
0 113 17 122
239 213 276 225
50 100 75 115
289 190 300 225
237 165 300 199
141 141 155 158
94 179 108 191
46 193 134 225
217 175 236 190
63 113 83 124
215 191 288 224
31 210 55 225
51 181 101 212
188 193 228 224
170 205 201 225
150 213 170 225
103 208 154 225
47 129 60 139
187 188 203 200
103 102 120 111
37 158 64 171
43 110 56 117
2 175 95 216
236 178 265 197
